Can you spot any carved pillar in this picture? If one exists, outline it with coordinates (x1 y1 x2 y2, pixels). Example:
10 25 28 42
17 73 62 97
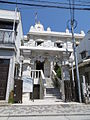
44 59 50 78
62 65 70 81
22 60 31 77
61 63 70 101
61 65 65 101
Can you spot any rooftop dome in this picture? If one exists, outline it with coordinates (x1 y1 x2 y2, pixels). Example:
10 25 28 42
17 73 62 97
47 27 51 31
30 26 34 32
80 30 85 35
66 28 69 33
29 22 44 32
35 21 44 31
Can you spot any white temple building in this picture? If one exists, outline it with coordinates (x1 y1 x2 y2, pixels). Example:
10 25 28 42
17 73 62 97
20 22 85 102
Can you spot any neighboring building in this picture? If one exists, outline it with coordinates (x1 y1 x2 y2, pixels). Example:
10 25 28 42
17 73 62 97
0 9 23 102
20 22 85 101
76 31 90 102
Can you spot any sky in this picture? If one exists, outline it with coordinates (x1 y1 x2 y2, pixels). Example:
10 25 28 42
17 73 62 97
0 0 90 35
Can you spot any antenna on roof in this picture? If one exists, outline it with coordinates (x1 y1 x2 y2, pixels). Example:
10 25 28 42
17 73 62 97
16 0 17 8
35 12 38 24
13 0 18 32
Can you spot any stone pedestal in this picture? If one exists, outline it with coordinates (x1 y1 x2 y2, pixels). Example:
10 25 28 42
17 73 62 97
61 64 70 101
61 80 65 101
44 59 50 77
62 65 70 81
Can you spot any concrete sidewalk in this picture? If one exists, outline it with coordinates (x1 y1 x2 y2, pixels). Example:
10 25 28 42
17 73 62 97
0 102 90 117
22 99 80 105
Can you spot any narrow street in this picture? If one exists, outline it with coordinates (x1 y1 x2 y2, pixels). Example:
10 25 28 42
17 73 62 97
0 103 90 120
0 1 90 120
0 115 90 120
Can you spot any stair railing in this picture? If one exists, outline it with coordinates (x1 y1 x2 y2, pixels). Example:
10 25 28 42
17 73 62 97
30 70 46 99
51 70 62 90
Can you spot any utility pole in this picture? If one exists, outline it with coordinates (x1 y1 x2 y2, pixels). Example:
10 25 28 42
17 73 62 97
67 0 82 103
71 19 82 103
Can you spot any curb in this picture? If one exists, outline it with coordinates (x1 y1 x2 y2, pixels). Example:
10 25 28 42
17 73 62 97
0 113 90 117
0 103 88 107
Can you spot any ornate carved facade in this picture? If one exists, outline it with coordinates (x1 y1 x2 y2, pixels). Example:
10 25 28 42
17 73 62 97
20 22 84 78
20 22 85 101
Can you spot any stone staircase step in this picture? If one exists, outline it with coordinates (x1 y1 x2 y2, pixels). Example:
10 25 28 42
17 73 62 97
46 78 54 88
22 92 30 102
45 78 61 100
45 95 61 99
0 101 8 105
45 96 56 99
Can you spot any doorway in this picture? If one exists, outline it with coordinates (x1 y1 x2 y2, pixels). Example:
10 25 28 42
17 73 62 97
36 60 44 72
14 79 23 103
33 85 40 99
0 59 10 100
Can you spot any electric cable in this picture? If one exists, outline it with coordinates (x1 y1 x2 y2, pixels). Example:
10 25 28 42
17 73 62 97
0 0 90 11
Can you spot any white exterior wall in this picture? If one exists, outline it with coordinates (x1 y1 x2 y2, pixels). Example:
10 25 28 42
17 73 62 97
77 32 90 63
0 9 23 101
0 9 23 63
25 23 85 53
15 12 23 63
0 9 20 21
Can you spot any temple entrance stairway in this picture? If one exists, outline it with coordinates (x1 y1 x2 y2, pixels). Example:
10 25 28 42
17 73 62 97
45 78 62 101
22 77 62 104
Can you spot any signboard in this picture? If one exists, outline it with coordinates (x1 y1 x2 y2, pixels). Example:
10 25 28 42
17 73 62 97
22 76 33 92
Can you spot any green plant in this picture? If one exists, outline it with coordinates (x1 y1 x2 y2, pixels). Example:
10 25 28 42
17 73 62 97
54 63 61 79
54 63 59 72
56 67 61 79
8 90 14 104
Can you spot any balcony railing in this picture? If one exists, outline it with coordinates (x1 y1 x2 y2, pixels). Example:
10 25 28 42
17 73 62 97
0 29 15 44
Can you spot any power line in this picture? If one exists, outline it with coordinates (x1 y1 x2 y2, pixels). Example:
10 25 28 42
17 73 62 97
23 0 70 7
0 0 90 11
76 0 90 4
24 0 90 7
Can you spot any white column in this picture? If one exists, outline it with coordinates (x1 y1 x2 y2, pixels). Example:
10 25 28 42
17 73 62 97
61 65 65 101
44 59 50 78
71 62 74 82
50 61 54 78
6 56 15 101
19 62 22 77
44 84 47 97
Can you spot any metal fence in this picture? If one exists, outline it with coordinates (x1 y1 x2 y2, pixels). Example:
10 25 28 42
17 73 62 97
0 29 15 44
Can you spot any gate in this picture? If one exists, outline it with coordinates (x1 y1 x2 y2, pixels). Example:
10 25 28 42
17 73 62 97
64 80 72 102
14 79 23 103
33 85 40 99
87 85 90 103
0 59 9 100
